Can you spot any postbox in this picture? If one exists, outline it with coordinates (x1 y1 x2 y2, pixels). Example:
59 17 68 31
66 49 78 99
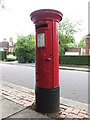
30 9 63 113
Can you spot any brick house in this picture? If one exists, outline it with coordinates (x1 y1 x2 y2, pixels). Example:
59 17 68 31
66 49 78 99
0 39 15 53
65 48 81 55
8 41 15 53
67 34 90 56
0 39 9 51
85 34 90 55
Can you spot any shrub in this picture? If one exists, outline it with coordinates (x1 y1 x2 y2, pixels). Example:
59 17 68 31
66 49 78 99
7 58 16 61
12 50 15 56
59 55 90 65
0 51 2 60
7 52 10 55
0 51 7 61
2 51 7 60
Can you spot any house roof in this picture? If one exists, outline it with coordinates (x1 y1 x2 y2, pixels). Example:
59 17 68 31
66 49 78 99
0 41 9 49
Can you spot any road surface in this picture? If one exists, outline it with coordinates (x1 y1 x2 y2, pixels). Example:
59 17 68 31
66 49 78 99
0 63 89 104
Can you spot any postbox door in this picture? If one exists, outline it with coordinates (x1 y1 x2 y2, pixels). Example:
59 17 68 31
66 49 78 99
36 23 53 88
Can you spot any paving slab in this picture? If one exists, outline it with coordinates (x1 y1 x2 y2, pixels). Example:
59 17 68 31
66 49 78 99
0 95 5 100
0 102 2 120
1 99 25 119
9 108 50 119
1 80 90 119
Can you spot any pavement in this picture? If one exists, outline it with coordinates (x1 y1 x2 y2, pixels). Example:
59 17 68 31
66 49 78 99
0 80 90 120
0 61 90 72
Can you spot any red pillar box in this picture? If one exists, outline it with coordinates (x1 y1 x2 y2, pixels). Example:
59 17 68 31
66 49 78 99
30 9 63 113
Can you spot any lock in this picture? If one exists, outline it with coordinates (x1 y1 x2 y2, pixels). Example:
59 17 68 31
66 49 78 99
46 57 51 61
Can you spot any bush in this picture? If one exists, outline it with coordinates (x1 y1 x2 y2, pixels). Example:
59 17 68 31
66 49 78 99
12 51 15 56
0 51 7 61
0 51 2 60
59 55 90 65
7 58 16 61
7 52 10 55
3 51 7 60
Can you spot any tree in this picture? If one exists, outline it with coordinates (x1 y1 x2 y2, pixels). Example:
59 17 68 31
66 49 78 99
58 18 81 55
78 36 85 48
58 18 81 41
59 32 76 55
15 34 35 63
67 43 78 48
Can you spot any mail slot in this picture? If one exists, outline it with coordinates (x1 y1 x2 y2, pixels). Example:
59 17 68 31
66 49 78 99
30 9 63 113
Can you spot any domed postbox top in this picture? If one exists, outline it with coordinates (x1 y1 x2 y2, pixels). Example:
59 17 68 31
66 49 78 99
30 9 63 23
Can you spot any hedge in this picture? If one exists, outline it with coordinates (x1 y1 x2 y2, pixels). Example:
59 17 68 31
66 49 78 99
0 51 2 60
59 55 90 65
0 51 7 61
7 58 16 61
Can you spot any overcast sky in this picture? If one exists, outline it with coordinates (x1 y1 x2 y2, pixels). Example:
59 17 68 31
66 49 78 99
0 0 89 43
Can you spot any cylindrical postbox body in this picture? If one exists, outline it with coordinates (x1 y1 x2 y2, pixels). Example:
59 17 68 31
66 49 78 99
30 9 63 113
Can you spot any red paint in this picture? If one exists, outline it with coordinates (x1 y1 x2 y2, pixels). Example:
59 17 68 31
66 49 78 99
30 9 63 88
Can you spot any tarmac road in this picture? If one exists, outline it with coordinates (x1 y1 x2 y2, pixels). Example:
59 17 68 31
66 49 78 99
1 63 89 104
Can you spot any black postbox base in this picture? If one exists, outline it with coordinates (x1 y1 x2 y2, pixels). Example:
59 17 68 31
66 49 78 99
35 86 60 113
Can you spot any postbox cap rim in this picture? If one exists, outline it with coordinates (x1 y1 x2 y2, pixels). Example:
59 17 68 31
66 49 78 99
30 9 63 23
